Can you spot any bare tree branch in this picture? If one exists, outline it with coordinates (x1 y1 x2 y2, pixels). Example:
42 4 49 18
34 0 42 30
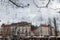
9 0 20 7
33 0 51 8
46 0 50 7
9 0 30 8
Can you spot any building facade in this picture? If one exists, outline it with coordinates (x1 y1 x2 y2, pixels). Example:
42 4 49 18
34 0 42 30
1 22 31 38
31 24 55 37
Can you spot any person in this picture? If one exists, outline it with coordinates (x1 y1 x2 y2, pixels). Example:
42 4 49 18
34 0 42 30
17 30 20 40
11 34 17 40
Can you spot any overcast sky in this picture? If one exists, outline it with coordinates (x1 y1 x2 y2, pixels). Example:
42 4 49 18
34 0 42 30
0 0 60 30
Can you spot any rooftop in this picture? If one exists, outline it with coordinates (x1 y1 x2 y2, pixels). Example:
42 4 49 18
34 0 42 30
1 22 31 27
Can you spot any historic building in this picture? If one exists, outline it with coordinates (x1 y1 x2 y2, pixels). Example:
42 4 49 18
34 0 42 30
1 22 58 38
1 22 31 38
40 24 55 36
31 24 55 37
